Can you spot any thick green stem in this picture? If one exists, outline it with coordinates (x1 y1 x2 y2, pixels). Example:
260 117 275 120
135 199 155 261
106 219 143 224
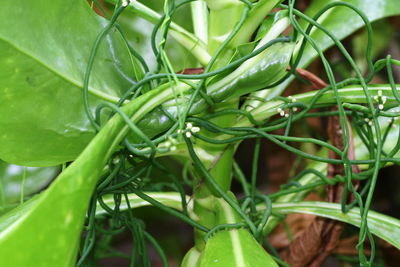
211 0 284 67
105 0 211 65
190 0 245 251
206 0 245 54
230 0 283 46
191 0 208 44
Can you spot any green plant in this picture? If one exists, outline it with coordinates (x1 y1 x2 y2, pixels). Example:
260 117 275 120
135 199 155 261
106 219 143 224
1 0 400 266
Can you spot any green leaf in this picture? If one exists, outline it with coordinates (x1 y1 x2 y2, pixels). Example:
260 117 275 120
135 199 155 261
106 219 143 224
208 42 294 102
248 0 400 104
0 80 190 266
352 20 394 73
298 0 400 67
0 0 134 166
0 161 59 209
271 201 400 250
199 229 278 267
197 197 278 267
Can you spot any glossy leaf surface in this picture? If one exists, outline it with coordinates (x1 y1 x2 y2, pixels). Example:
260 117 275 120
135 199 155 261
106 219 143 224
298 0 400 67
0 161 58 209
208 43 294 102
271 202 400 249
199 228 278 267
198 197 278 267
0 80 182 266
249 0 400 103
0 0 134 166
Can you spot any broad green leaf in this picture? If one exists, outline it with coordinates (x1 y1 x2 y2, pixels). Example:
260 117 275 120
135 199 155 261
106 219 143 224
298 0 400 67
199 229 278 267
209 42 295 102
0 0 134 166
197 197 278 267
248 0 400 103
0 161 59 209
0 80 190 266
352 20 394 73
271 202 400 250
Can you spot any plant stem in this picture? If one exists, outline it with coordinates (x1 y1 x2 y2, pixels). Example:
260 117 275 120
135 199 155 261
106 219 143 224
233 0 283 44
104 0 211 65
206 0 245 54
189 0 246 251
190 0 208 44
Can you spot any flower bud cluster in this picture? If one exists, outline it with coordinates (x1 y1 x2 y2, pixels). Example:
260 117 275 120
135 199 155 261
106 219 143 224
177 122 200 138
163 136 179 151
364 118 373 127
276 96 298 118
374 90 387 111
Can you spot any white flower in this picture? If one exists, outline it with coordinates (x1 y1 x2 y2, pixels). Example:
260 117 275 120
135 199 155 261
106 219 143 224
364 118 373 126
374 90 386 110
288 96 297 103
191 126 200 133
164 141 172 147
122 0 129 7
179 122 201 138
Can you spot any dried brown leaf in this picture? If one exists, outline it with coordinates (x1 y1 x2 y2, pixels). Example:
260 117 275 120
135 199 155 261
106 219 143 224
280 69 360 267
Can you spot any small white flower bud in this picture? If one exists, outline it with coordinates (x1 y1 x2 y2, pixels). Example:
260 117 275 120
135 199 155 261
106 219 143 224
185 132 192 138
164 141 171 147
191 126 200 133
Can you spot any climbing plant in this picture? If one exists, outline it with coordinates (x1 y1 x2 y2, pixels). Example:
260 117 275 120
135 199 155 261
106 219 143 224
1 0 400 266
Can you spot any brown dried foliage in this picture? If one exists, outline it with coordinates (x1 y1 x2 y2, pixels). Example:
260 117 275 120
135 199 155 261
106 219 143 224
280 68 360 267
